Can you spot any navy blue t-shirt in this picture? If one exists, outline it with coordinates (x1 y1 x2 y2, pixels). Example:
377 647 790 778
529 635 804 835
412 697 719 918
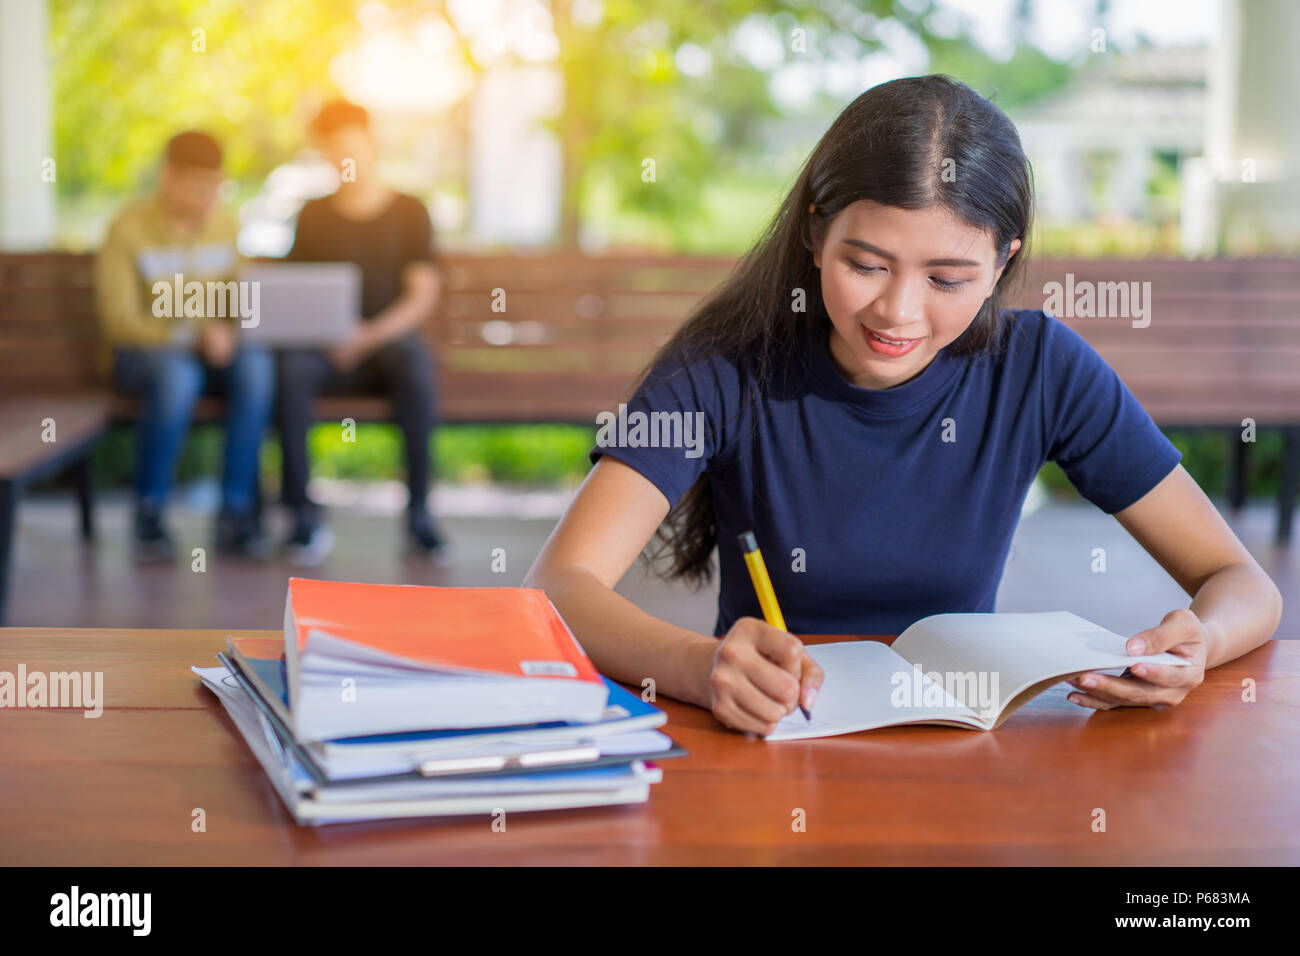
589 309 1182 637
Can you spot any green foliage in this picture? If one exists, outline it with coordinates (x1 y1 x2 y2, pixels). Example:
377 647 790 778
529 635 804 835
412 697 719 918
1029 220 1185 258
83 421 1291 505
50 0 1080 250
588 167 792 254
88 423 595 490
307 423 404 481
927 38 1073 110
305 422 596 485
435 424 594 485
50 0 356 198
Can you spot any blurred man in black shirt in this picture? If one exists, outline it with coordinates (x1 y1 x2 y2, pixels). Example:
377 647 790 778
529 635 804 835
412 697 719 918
277 99 448 565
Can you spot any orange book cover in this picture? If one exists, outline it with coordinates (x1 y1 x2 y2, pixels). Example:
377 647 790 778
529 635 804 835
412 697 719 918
285 578 601 683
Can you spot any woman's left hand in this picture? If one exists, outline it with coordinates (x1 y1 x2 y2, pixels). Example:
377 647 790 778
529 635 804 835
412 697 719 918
1067 608 1209 710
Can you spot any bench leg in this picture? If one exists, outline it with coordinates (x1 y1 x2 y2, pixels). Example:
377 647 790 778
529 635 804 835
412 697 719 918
1277 427 1300 544
0 479 15 626
1228 426 1248 511
73 455 95 540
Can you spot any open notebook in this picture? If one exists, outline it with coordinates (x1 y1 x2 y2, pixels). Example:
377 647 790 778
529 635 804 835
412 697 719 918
767 611 1191 741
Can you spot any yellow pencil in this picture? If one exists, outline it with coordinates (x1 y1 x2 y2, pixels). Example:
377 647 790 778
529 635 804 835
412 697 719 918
738 530 811 720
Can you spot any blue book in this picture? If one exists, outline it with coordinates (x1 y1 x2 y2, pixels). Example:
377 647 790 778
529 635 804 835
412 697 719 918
227 637 666 745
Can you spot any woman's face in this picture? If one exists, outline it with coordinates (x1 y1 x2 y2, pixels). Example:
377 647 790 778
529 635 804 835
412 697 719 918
813 199 1020 389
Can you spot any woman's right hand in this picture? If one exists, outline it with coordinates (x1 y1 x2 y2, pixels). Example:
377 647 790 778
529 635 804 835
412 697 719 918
704 616 824 736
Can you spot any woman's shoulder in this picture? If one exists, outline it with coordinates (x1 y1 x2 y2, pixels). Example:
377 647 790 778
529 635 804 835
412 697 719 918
995 307 1124 402
1002 305 1102 341
1009 306 1115 362
993 307 1086 362
998 306 1053 341
640 345 750 399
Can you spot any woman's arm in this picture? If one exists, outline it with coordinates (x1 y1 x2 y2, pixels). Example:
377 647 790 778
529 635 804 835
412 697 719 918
523 457 718 707
1065 464 1282 709
523 457 822 732
1116 464 1281 667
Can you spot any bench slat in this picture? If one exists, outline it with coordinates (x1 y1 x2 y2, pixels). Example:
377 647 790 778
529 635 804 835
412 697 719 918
5 252 1300 426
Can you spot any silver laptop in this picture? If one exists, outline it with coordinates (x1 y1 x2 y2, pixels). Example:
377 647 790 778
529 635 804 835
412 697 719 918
238 262 362 345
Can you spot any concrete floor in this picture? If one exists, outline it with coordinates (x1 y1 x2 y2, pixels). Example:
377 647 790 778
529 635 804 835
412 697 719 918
4 479 1296 641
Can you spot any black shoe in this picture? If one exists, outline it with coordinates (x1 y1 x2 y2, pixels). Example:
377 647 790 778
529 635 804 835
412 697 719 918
133 502 176 564
284 512 335 567
216 509 271 561
407 510 454 566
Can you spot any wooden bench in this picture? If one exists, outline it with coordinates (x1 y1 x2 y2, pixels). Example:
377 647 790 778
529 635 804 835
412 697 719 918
1004 257 1300 540
0 251 739 423
2 251 1300 622
0 250 735 621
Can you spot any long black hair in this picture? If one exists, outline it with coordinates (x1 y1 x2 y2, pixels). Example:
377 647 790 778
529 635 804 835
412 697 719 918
642 74 1034 586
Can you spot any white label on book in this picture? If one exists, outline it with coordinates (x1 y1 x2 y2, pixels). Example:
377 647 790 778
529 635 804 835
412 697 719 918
604 706 630 719
520 660 579 677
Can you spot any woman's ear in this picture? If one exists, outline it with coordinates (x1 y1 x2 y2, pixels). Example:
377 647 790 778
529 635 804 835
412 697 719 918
990 236 1022 288
810 220 825 269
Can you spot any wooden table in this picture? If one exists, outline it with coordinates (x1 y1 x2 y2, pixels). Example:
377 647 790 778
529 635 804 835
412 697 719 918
1 628 1296 865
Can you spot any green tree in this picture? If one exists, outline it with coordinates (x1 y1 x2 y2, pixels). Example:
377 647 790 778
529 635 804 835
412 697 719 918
50 0 1077 248
548 0 996 248
50 0 356 197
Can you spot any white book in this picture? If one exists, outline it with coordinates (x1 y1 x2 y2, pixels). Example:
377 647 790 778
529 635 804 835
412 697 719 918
767 611 1192 741
289 645 607 743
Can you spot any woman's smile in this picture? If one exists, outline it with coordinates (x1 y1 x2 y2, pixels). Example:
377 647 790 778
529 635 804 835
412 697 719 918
863 325 925 357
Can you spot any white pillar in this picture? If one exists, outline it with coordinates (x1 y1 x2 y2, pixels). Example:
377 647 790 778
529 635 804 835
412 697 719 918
1057 145 1091 222
469 64 562 246
1208 0 1300 251
1031 143 1073 222
1111 144 1149 220
1179 156 1216 255
0 0 55 249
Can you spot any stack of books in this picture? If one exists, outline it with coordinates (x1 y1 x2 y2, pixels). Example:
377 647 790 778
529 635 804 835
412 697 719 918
192 577 684 825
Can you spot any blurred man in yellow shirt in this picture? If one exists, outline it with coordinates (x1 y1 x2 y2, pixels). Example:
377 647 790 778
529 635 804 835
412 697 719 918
95 131 274 562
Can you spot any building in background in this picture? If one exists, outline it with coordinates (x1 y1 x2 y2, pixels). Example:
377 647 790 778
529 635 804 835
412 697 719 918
1009 45 1205 230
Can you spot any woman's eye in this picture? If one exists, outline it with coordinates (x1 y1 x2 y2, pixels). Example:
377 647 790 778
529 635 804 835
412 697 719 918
847 260 967 292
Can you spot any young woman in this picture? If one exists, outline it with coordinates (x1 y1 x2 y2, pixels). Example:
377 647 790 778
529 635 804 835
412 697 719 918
523 75 1282 736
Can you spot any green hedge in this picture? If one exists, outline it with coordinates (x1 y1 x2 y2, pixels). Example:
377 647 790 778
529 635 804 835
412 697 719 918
1036 428 1286 501
83 423 1286 500
88 423 596 490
